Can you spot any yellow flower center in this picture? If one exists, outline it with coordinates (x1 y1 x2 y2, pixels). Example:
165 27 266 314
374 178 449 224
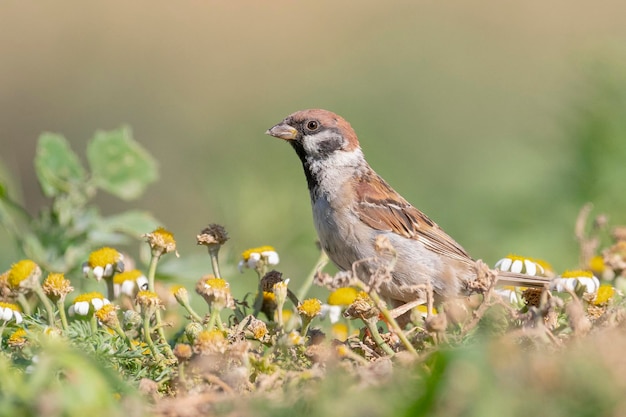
8 328 27 345
327 287 358 306
74 291 106 303
594 284 615 305
561 270 594 279
205 277 229 290
94 303 118 322
196 329 226 344
298 298 322 318
588 255 605 273
170 284 185 295
263 291 276 303
113 269 143 284
241 245 276 261
8 259 38 288
331 323 349 342
144 227 177 254
0 301 21 312
88 247 121 267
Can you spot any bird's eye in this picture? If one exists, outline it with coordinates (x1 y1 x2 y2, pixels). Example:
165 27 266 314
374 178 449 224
306 120 320 131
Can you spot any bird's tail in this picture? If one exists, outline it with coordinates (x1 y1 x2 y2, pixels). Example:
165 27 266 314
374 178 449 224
496 270 552 288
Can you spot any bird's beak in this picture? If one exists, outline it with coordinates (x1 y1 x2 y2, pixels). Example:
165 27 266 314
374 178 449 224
265 123 297 140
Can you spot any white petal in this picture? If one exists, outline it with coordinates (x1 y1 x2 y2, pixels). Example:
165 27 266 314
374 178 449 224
93 266 104 281
91 298 104 311
76 301 90 316
82 264 91 277
511 259 523 273
238 260 245 273
247 258 259 269
265 251 280 265
103 298 111 305
524 260 537 276
496 258 512 272
536 263 545 275
328 305 342 323
103 264 113 277
68 305 76 316
248 252 261 262
14 311 23 324
136 276 148 290
121 280 136 296
565 279 577 291
1 307 11 321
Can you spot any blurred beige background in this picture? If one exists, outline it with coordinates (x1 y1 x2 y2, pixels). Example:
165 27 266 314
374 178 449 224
2 1 626 281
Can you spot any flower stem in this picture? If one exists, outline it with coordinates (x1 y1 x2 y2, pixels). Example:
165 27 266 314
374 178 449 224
32 284 57 327
209 247 222 278
300 316 313 338
142 312 161 360
179 298 204 323
90 315 98 334
56 300 69 331
368 288 418 356
147 252 160 293
146 251 174 358
363 316 395 356
17 293 31 316
105 277 115 302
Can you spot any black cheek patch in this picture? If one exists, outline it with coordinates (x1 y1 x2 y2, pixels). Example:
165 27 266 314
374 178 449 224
316 137 344 156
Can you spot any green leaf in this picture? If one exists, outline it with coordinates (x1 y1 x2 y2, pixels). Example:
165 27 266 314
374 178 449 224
87 126 158 200
34 133 86 197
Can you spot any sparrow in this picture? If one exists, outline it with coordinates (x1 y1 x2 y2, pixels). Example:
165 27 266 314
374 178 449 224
266 109 550 305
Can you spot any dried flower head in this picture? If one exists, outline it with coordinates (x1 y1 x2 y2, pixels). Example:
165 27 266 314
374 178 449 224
7 328 28 349
42 273 74 302
522 288 544 307
193 329 228 355
196 224 229 247
247 316 268 340
298 298 322 319
173 343 193 361
143 227 178 257
344 291 379 319
113 269 148 297
612 226 626 242
83 247 124 281
273 279 290 308
69 292 110 317
260 270 284 292
135 290 163 310
8 259 41 291
0 270 11 300
0 301 23 324
195 275 235 310
94 303 120 328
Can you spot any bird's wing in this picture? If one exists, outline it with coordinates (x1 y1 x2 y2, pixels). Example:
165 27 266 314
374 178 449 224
352 172 472 263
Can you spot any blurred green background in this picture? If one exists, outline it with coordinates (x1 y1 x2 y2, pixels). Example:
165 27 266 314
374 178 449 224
1 0 626 284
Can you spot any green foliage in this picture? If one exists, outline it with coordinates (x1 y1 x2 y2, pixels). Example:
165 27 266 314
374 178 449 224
568 62 626 222
87 127 158 201
0 338 144 417
0 127 159 273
